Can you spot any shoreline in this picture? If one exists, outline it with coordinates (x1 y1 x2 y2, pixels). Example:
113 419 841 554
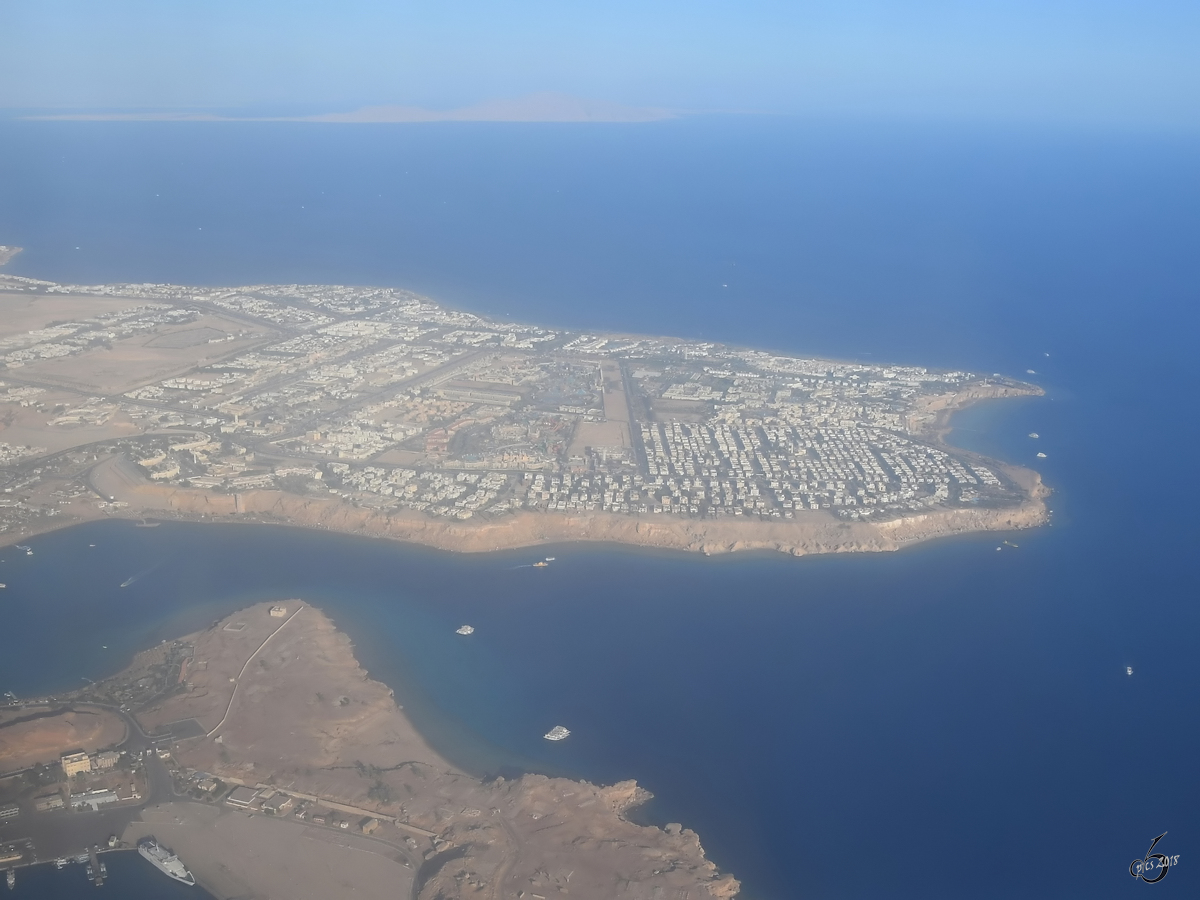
0 382 1049 558
26 601 742 900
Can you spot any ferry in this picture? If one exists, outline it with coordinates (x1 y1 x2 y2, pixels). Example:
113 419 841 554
455 625 475 635
138 837 196 886
543 725 571 741
532 561 549 568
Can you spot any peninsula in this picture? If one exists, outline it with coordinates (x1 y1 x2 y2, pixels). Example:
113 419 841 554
0 602 739 900
0 261 1047 555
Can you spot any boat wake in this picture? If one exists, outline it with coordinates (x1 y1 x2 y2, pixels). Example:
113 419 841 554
120 562 162 588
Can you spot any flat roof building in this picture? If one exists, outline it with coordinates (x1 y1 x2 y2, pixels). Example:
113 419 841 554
61 751 91 778
95 751 120 770
225 786 260 809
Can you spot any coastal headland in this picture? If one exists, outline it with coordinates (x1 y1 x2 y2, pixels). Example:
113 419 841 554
0 262 1048 557
3 602 740 900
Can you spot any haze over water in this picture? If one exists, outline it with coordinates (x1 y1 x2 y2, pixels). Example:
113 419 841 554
1 117 1198 898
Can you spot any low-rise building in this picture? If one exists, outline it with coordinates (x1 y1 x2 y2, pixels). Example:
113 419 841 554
262 794 294 815
225 786 260 809
94 750 121 770
33 794 64 812
70 789 118 811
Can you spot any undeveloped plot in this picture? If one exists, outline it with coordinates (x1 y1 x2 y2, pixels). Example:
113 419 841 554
0 708 126 771
0 398 143 454
16 314 265 394
0 293 148 341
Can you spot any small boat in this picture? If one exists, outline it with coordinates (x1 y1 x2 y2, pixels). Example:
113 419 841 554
1028 433 1039 439
0 584 5 589
1036 452 1047 458
1127 666 1134 676
6 868 15 890
120 577 135 588
455 625 474 636
135 519 161 528
544 557 556 562
544 725 571 741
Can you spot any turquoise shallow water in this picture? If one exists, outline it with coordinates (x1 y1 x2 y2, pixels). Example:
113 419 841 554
0 117 1197 898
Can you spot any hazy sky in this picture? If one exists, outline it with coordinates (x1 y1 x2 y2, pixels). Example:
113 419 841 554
2 1 1197 127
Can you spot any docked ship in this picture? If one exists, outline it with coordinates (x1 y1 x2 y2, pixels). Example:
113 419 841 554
544 725 571 741
138 837 196 886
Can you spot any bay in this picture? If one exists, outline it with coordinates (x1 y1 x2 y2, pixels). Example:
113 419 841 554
0 116 1197 898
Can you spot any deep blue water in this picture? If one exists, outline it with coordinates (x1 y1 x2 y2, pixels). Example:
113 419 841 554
0 117 1198 898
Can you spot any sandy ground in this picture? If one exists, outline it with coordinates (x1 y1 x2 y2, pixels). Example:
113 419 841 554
15 314 263 395
125 604 739 900
124 801 415 900
0 707 126 772
0 293 148 340
0 397 144 454
138 603 458 794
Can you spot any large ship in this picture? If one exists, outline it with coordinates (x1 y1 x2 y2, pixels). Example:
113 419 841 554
138 837 196 886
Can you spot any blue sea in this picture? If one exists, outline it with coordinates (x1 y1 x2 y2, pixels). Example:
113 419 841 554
0 116 1198 898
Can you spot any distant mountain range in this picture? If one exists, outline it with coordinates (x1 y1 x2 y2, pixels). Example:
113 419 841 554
25 92 678 123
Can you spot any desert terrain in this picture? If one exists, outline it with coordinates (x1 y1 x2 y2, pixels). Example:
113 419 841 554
108 603 740 899
0 706 126 773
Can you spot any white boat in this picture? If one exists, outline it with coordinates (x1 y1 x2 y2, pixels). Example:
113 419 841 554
455 625 474 635
138 837 195 886
1127 666 1134 676
544 557 556 562
543 725 571 741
